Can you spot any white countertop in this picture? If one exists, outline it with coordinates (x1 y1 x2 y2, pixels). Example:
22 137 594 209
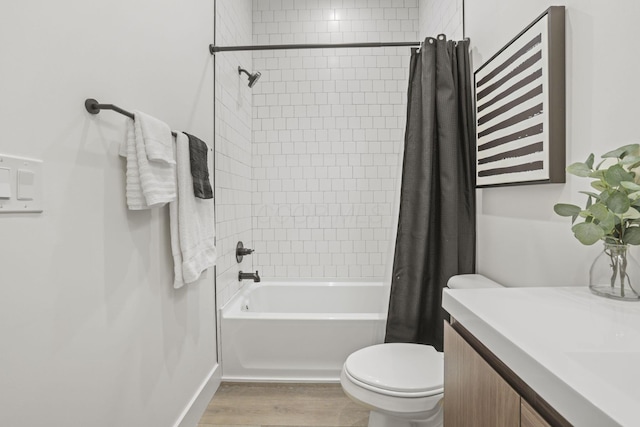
442 286 640 427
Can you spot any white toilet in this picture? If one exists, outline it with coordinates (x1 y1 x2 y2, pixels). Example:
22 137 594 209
340 274 503 427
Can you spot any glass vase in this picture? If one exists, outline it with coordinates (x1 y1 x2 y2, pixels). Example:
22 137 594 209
589 243 640 301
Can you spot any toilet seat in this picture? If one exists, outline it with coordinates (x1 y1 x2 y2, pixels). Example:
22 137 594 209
343 343 444 398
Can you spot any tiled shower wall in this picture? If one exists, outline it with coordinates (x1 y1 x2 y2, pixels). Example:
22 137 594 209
251 0 419 278
215 0 254 306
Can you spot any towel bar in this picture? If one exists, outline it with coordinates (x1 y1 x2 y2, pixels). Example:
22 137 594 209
85 98 134 119
84 98 178 137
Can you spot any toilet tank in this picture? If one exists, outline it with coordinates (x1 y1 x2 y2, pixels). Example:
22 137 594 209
447 274 504 289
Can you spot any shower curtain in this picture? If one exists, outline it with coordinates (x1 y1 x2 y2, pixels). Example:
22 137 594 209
385 36 475 352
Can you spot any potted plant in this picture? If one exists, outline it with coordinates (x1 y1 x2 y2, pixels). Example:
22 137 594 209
554 144 640 301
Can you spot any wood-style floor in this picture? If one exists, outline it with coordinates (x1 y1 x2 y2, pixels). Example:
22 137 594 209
198 382 370 427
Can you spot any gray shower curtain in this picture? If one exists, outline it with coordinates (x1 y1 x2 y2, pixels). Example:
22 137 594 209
385 36 475 352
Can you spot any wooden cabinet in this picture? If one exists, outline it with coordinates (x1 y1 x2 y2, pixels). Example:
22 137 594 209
444 322 555 427
521 400 551 427
444 321 520 426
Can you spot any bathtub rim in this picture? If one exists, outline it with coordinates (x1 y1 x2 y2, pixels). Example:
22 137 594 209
221 279 388 321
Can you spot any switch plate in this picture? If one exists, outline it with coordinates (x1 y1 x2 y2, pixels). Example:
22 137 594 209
17 169 35 200
0 154 43 213
0 167 10 199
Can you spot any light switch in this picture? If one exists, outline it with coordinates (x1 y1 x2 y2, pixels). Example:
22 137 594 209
0 167 10 199
0 154 43 213
17 169 35 200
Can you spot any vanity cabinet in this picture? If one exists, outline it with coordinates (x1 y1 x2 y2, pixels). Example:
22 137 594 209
521 400 551 427
444 322 552 427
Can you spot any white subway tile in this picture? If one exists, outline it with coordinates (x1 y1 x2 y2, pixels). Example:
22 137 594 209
248 0 416 281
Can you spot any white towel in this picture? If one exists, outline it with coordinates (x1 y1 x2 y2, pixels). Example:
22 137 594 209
170 132 216 288
119 112 176 209
119 119 148 210
135 111 175 164
134 111 176 206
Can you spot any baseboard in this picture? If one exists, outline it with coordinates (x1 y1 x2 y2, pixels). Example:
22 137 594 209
222 375 339 383
174 363 222 427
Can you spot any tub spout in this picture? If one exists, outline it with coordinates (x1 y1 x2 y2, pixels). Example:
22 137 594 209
239 270 261 282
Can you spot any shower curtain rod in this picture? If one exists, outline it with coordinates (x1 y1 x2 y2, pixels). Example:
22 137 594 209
209 41 421 54
84 98 178 137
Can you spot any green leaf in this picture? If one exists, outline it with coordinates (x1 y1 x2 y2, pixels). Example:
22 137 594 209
588 169 606 180
604 236 623 245
621 155 640 166
621 207 640 220
598 213 616 234
595 158 607 170
579 191 601 200
623 227 640 245
591 181 607 192
606 190 631 214
604 164 634 187
630 191 640 201
572 222 605 245
566 162 592 177
621 181 640 191
588 202 609 221
602 144 640 159
585 153 595 169
553 203 582 217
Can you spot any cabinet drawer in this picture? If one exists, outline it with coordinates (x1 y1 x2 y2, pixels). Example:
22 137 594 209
521 400 551 427
444 322 520 427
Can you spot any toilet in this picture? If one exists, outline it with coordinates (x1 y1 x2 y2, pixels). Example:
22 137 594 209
341 343 444 427
340 274 503 427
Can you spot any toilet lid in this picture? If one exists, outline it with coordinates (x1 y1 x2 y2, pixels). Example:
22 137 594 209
344 343 444 396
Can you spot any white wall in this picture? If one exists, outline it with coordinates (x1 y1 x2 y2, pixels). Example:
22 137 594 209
250 0 418 279
0 1 218 426
214 0 254 308
419 0 464 40
467 0 640 286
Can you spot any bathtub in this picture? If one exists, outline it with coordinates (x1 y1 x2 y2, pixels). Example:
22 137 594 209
220 280 387 382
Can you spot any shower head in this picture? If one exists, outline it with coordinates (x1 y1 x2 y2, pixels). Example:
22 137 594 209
238 66 261 88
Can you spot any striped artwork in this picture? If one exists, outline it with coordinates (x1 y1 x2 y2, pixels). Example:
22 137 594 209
475 8 565 187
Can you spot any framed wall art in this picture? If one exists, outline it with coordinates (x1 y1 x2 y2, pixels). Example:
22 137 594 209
475 6 565 187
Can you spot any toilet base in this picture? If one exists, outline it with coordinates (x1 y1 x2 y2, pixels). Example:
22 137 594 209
367 400 443 427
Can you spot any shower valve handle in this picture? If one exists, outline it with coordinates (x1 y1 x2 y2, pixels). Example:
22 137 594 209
236 241 254 263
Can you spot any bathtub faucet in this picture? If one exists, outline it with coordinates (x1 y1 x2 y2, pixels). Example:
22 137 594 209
239 270 261 282
236 241 255 263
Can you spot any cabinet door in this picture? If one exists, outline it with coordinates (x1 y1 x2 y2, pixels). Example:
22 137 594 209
521 400 551 427
444 322 520 427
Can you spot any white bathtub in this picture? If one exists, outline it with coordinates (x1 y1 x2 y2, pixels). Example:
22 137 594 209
220 280 387 382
